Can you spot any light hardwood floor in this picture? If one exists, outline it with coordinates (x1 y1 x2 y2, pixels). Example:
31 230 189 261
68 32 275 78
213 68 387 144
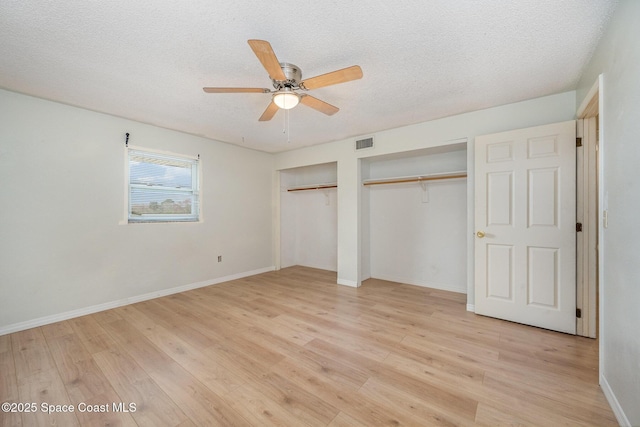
1 266 617 426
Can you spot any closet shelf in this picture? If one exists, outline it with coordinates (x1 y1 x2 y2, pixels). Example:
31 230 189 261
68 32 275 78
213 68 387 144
287 183 338 192
363 171 467 186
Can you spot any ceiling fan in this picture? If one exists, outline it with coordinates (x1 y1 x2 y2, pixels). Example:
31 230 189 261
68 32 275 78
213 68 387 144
203 39 363 121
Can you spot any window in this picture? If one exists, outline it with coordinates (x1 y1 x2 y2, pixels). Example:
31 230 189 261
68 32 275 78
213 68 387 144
127 147 200 223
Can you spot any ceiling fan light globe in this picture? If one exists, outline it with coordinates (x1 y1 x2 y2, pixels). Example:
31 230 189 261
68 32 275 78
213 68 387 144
273 92 299 110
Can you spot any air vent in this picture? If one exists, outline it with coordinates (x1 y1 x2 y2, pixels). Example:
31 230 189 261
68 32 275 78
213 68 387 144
355 136 374 150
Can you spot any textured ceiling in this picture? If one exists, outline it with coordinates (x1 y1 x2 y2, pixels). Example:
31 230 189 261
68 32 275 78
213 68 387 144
0 1 617 153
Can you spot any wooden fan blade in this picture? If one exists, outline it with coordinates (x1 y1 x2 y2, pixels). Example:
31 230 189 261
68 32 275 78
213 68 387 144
248 39 287 81
300 65 363 90
299 95 339 116
259 102 280 121
203 87 270 93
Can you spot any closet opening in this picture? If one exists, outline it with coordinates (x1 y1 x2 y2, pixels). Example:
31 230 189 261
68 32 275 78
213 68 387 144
279 162 338 272
361 143 468 293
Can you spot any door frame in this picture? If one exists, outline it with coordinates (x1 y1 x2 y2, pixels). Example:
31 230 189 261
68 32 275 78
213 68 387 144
576 76 604 355
576 115 598 338
576 77 601 338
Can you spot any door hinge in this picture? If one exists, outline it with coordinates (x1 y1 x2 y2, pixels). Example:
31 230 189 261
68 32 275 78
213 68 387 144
576 137 583 147
576 308 582 318
576 222 583 232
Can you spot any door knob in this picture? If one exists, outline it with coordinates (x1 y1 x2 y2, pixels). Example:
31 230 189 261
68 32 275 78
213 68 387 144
476 231 486 238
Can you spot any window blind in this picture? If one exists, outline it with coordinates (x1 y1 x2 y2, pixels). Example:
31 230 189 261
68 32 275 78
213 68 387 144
128 148 199 222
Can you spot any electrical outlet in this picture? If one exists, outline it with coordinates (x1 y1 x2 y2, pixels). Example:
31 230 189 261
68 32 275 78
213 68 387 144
217 255 222 262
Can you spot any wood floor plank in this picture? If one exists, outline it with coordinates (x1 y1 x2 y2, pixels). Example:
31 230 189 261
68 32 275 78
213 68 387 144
17 369 79 427
0 340 18 401
145 361 251 427
11 328 57 380
272 314 392 362
497 346 599 383
92 347 189 427
269 356 418 427
66 315 118 355
381 348 553 425
250 372 340 426
0 335 10 354
257 294 407 344
134 298 219 350
358 377 474 427
202 343 272 384
326 411 371 427
403 329 501 362
114 304 246 396
474 402 534 427
225 307 318 347
45 332 138 427
0 340 21 427
101 319 176 369
146 294 288 371
0 266 617 426
484 359 611 410
40 320 74 339
224 383 316 427
481 372 617 426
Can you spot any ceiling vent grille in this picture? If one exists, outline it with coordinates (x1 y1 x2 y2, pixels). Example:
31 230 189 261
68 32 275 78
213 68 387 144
355 136 374 150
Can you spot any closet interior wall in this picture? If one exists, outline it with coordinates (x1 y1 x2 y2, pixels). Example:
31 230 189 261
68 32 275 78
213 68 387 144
363 144 468 293
280 162 338 271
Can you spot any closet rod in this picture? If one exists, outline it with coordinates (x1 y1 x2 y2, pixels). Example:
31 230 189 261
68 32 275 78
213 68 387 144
287 183 337 192
363 172 467 186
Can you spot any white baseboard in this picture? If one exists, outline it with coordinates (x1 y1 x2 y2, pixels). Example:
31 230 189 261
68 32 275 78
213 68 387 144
296 262 338 273
600 374 631 427
369 273 466 294
466 304 475 312
337 278 359 287
0 266 275 336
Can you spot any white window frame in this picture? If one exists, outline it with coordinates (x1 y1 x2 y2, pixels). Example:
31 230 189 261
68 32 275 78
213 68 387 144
125 145 201 223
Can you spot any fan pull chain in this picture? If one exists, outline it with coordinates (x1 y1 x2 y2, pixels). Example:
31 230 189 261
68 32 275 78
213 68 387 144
287 109 291 143
282 108 291 143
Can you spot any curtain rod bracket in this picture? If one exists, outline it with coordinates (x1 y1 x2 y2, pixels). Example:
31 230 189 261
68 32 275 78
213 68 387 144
125 133 130 147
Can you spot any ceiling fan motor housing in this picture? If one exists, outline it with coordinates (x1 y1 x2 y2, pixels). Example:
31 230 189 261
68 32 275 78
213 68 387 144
273 62 302 90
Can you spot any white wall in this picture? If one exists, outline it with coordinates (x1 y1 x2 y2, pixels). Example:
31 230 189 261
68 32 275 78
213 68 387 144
275 91 577 294
576 1 640 425
0 89 274 333
279 163 337 271
366 148 467 292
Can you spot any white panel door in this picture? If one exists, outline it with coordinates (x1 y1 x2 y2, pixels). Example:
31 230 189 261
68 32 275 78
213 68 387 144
474 121 576 334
